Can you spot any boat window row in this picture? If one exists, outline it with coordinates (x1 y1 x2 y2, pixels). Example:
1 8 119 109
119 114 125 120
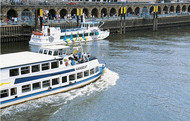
9 61 60 77
1 67 99 98
60 32 99 40
39 49 65 56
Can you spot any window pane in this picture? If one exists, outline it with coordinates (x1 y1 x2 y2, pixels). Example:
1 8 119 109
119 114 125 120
90 32 94 36
84 70 89 77
95 67 99 73
39 49 43 54
32 65 40 72
62 76 67 83
11 88 17 96
90 68 94 75
77 72 83 79
0 89 9 98
42 80 50 88
52 78 59 85
48 51 52 55
21 66 30 75
33 82 41 90
22 84 31 93
42 63 49 70
44 50 48 54
10 68 19 76
51 62 58 69
69 74 75 81
53 51 58 56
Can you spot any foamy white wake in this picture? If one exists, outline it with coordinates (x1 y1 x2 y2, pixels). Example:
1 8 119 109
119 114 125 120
1 68 119 116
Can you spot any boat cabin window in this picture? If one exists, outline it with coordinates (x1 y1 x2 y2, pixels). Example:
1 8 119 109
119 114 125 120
10 68 19 77
11 87 17 96
95 32 99 35
42 63 49 71
73 34 77 38
90 68 95 75
51 61 59 69
59 50 62 56
62 76 67 83
0 89 9 98
84 33 88 36
22 84 31 93
42 80 50 88
95 67 99 73
77 72 83 79
79 34 83 37
53 51 58 56
90 32 94 36
69 74 75 81
32 65 40 72
21 66 30 75
48 51 53 55
44 50 48 54
39 49 43 54
52 78 59 85
60 61 63 65
90 24 93 27
33 82 41 90
84 70 89 77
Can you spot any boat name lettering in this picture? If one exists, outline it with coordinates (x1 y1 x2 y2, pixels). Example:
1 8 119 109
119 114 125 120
76 65 87 70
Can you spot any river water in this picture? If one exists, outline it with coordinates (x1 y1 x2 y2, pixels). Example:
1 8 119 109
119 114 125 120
1 26 190 121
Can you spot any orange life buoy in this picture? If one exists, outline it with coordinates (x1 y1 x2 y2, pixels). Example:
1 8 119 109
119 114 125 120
32 31 43 36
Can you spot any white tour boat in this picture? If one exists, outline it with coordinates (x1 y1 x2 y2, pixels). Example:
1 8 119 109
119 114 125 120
29 21 110 46
0 45 105 108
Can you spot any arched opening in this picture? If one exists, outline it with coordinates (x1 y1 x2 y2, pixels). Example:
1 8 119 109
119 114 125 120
101 8 107 17
91 8 98 18
149 6 154 14
71 8 77 19
182 5 186 12
188 6 190 12
7 9 17 19
134 7 140 15
127 7 133 16
49 9 56 20
158 6 161 14
170 6 174 13
142 7 148 15
60 9 67 19
163 6 168 14
110 8 116 16
21 9 32 21
83 8 89 17
176 5 180 13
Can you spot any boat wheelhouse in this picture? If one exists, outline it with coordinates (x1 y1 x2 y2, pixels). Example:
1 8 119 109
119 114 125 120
29 21 110 46
0 46 105 108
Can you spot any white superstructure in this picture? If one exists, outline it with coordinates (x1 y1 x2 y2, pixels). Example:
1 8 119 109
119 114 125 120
29 21 110 46
0 46 105 108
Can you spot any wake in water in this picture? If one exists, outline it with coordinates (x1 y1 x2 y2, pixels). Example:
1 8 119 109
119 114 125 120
0 68 119 120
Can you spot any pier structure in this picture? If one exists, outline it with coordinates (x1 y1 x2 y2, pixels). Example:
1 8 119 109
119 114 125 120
1 2 190 23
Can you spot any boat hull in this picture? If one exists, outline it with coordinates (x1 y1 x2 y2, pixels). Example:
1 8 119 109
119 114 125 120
0 66 105 109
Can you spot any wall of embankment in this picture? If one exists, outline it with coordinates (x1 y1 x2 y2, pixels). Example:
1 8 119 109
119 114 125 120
1 15 190 43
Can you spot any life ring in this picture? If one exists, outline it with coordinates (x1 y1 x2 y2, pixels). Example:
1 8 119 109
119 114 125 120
49 36 54 42
32 31 43 36
65 62 69 66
